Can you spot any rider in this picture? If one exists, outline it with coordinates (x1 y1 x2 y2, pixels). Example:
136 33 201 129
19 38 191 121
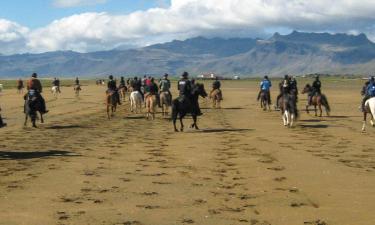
276 75 291 108
361 76 375 112
211 77 223 100
119 76 126 88
52 78 61 93
257 75 272 105
131 76 144 99
178 71 192 101
289 76 298 102
0 105 6 127
107 75 121 105
191 78 203 116
307 75 321 105
17 78 24 90
75 77 80 85
159 73 172 104
27 73 48 114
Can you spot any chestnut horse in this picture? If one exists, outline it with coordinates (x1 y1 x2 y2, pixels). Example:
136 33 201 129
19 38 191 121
145 94 157 120
106 91 118 119
302 84 330 117
210 89 223 108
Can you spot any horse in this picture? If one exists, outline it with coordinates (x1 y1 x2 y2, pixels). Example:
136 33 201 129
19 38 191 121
362 97 375 131
302 84 330 117
130 91 143 113
17 84 24 94
106 91 118 119
160 91 172 116
278 93 298 127
119 85 128 102
210 89 223 108
145 93 157 120
259 90 271 111
51 86 59 98
24 91 44 128
74 84 81 97
172 83 207 132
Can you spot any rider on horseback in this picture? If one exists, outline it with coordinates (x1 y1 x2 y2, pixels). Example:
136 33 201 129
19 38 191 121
309 75 321 105
159 73 171 104
276 75 291 108
26 73 48 114
257 75 272 104
119 76 126 88
52 78 61 93
361 76 375 112
107 75 121 105
210 77 223 101
178 72 192 100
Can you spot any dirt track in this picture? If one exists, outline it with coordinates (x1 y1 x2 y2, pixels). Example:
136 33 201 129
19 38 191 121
0 80 375 225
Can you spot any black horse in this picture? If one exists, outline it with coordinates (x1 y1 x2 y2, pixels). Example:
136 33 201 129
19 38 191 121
172 83 207 132
24 92 44 128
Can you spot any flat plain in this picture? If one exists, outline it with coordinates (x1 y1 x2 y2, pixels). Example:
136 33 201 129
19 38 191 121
0 79 374 225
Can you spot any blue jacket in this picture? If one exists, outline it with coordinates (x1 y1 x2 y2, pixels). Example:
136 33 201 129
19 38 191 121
260 79 272 91
367 82 375 97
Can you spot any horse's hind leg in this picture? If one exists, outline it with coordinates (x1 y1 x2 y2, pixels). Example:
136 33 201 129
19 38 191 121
314 105 317 116
40 112 44 123
362 112 367 131
319 104 323 117
24 114 28 126
193 115 199 130
180 116 184 132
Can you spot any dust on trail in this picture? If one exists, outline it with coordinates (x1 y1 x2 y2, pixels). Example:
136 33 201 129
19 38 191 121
1 81 375 225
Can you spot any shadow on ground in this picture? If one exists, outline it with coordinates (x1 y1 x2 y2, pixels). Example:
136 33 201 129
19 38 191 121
0 150 80 160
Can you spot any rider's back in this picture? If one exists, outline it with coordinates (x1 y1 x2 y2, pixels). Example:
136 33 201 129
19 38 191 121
28 78 42 92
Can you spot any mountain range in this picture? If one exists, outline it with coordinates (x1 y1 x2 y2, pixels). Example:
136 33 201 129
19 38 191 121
1 31 375 77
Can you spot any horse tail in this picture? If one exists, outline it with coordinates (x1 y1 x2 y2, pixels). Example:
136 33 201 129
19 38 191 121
321 94 331 112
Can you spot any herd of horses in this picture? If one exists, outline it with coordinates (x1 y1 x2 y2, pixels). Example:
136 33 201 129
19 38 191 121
259 83 331 128
5 78 375 132
105 83 213 132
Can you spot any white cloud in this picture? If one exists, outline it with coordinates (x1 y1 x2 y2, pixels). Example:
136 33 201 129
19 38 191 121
3 0 375 54
0 19 29 55
53 0 107 8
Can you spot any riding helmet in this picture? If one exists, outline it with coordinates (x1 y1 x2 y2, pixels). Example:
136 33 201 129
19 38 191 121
109 75 114 80
31 73 37 78
182 72 189 78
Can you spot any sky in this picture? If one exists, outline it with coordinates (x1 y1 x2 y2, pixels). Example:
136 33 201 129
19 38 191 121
1 0 375 55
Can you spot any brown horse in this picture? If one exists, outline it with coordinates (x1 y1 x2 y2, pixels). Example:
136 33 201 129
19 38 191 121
106 91 118 119
74 84 81 97
210 89 223 108
145 94 157 120
302 84 330 117
160 91 171 116
259 90 271 111
119 86 128 102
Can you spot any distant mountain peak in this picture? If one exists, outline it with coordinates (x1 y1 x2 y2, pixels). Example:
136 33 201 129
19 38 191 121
270 31 373 47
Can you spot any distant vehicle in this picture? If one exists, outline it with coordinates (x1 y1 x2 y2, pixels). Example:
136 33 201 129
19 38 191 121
197 73 223 80
233 75 240 80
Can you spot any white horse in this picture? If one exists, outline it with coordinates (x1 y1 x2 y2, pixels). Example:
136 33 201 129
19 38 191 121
362 97 375 131
51 86 59 98
130 91 143 113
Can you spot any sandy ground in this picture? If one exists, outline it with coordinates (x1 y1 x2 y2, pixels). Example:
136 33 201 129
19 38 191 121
0 80 375 225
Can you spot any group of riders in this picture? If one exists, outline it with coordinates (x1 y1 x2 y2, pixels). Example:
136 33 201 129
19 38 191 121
106 72 222 115
257 74 322 108
4 71 375 128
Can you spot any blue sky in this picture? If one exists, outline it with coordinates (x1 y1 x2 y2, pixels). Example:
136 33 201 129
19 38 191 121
0 0 169 28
